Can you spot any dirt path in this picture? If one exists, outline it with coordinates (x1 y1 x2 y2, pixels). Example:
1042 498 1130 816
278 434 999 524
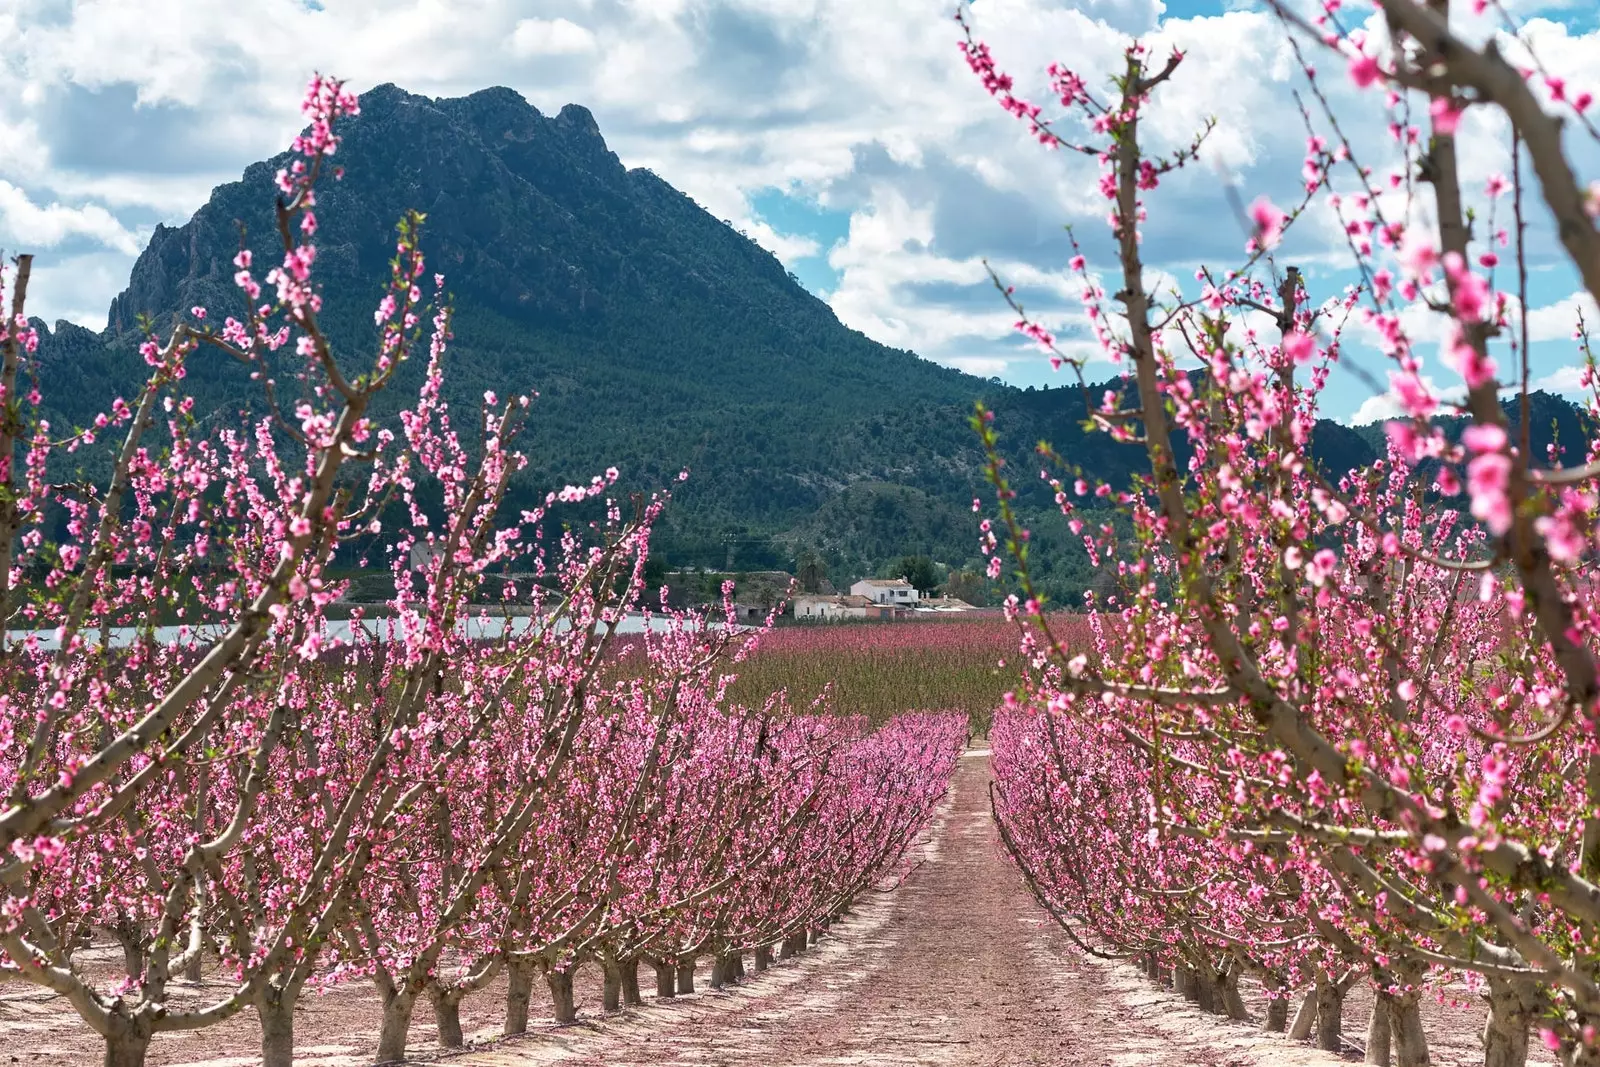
443 749 1348 1067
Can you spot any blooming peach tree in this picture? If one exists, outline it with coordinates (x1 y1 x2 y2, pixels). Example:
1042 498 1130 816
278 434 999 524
966 3 1600 1065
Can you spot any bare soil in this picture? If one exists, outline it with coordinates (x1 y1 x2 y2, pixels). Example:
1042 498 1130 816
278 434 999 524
5 748 1526 1065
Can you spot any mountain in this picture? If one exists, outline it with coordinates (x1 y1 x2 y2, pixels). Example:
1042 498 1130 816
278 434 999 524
39 84 1020 579
24 84 1578 598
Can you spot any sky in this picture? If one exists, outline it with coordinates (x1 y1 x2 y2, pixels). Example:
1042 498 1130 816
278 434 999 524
1 0 1597 423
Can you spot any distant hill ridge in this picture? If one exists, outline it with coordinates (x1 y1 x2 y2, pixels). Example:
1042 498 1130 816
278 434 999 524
28 84 1590 594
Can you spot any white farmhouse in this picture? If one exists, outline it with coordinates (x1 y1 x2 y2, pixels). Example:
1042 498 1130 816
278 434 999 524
792 594 882 621
792 594 848 621
849 578 920 606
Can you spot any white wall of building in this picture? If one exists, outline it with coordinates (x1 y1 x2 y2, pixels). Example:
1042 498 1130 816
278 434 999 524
849 580 920 605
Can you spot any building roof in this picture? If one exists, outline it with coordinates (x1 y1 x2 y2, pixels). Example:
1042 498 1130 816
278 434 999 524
918 596 976 610
839 595 876 607
854 578 914 588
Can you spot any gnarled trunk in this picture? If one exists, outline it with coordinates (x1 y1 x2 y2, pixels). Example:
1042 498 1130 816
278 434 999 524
1391 991 1430 1067
1315 973 1346 1053
621 958 643 1006
1215 965 1248 1021
258 988 296 1067
1264 986 1290 1033
102 1021 154 1067
374 986 419 1065
754 945 773 972
430 985 465 1048
547 967 577 1025
653 959 677 999
1174 964 1198 1002
602 961 623 1011
709 954 729 990
1288 990 1317 1041
1194 968 1218 1015
504 960 537 1036
676 958 696 995
1483 980 1538 1067
1366 998 1393 1066
114 921 145 979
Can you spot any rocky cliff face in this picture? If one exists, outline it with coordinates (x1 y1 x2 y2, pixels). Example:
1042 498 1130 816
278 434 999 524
103 84 813 341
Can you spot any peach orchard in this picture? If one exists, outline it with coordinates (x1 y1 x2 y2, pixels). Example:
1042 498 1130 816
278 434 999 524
0 79 964 1067
965 1 1600 1066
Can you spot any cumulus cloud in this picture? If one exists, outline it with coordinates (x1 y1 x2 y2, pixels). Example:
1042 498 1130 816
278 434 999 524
1525 290 1600 344
0 181 141 255
509 18 598 57
1533 364 1592 394
1346 375 1464 426
0 0 1592 418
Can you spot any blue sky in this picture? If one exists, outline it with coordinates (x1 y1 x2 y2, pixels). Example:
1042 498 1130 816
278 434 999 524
1 0 1597 422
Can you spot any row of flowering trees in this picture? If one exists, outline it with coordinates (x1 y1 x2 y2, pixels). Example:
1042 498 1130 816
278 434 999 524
965 1 1600 1065
0 77 965 1067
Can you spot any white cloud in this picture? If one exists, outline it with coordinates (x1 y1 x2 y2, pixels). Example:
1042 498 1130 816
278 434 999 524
1533 364 1592 393
0 181 141 255
739 219 820 262
1345 375 1460 426
0 0 1590 405
945 355 1010 377
509 18 597 57
1525 291 1600 344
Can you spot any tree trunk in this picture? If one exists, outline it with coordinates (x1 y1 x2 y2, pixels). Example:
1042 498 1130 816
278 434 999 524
431 987 465 1048
654 960 677 999
621 958 643 1007
102 1026 153 1067
754 945 773 972
547 967 577 1025
115 922 145 979
504 961 536 1036
258 991 296 1067
1391 991 1430 1067
1265 993 1289 1033
1483 981 1537 1067
374 987 418 1065
709 954 728 990
1315 974 1345 1053
1174 964 1198 1002
808 927 824 946
1194 968 1218 1015
1366 998 1393 1066
602 962 623 1011
676 959 696 995
1289 990 1317 1041
1218 966 1249 1021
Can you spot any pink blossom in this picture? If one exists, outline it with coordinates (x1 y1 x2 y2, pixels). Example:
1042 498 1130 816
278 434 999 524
1348 51 1382 89
1283 332 1317 364
1467 452 1513 534
1249 197 1287 249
